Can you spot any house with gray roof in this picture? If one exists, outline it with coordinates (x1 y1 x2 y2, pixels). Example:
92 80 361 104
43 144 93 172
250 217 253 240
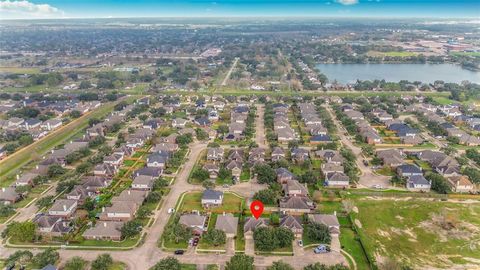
309 214 340 234
83 221 124 241
243 217 269 238
279 215 303 237
179 214 207 235
0 187 20 205
201 189 224 207
215 213 239 237
406 175 431 192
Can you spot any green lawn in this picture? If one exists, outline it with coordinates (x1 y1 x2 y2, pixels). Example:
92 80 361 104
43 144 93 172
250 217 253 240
338 216 371 270
352 199 480 269
374 166 395 176
179 192 244 213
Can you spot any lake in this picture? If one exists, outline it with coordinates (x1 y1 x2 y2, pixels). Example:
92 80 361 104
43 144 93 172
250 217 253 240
315 63 480 84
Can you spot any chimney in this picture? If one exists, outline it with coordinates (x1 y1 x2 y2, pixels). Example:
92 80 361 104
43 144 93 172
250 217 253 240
334 211 337 216
16 174 19 180
102 207 105 212
2 187 5 192
63 204 67 211
128 190 131 195
103 222 107 227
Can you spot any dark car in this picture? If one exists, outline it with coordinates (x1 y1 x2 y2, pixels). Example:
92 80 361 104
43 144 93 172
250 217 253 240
174 250 185 255
192 237 200 246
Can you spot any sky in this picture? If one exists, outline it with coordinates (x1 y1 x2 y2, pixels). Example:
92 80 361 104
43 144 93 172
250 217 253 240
0 0 479 20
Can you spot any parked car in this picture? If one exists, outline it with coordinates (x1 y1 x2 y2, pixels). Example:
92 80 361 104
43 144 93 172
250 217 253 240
363 160 369 166
168 208 175 214
297 240 303 247
314 245 330 254
372 184 383 189
174 250 185 255
192 237 200 246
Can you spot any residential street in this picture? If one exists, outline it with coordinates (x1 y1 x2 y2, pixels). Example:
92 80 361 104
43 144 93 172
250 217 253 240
325 105 391 188
255 104 267 148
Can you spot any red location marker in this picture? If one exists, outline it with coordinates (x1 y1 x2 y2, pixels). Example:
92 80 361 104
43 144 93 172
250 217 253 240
250 200 264 219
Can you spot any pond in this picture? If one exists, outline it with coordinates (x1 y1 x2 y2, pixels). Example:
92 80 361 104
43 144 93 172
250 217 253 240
315 63 480 84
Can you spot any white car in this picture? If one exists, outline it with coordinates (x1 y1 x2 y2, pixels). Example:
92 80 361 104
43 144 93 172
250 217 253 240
372 184 383 189
168 208 175 214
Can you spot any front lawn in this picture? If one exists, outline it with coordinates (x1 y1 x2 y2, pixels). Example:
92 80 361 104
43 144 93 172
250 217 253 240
179 192 244 213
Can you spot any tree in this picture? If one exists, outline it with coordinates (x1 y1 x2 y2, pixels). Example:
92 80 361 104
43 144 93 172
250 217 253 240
5 221 36 242
69 110 82 118
254 164 276 184
218 167 232 181
196 128 209 141
303 263 349 270
121 220 142 239
176 134 193 145
426 172 451 194
203 229 226 246
91 254 113 270
150 257 181 270
267 261 294 270
0 204 15 217
32 248 59 268
304 222 331 244
5 250 33 268
63 256 87 270
299 171 317 184
35 195 54 209
163 216 192 244
225 254 254 270
253 189 277 205
192 168 209 182
48 164 67 177
253 227 277 251
145 191 162 203
202 180 215 190
273 227 295 248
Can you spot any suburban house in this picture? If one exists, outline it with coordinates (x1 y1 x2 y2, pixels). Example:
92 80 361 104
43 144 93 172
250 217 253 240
271 147 286 162
279 196 315 213
284 180 309 197
83 221 124 241
15 172 38 187
203 164 220 179
172 118 187 128
100 201 138 221
309 214 340 234
146 153 168 168
66 185 89 204
34 215 72 237
406 175 431 192
201 189 224 207
447 175 475 193
215 213 239 238
243 217 269 238
325 172 350 187
48 199 78 218
397 164 423 177
276 168 296 184
207 147 224 163
179 214 207 235
132 175 155 191
279 215 303 237
0 187 20 205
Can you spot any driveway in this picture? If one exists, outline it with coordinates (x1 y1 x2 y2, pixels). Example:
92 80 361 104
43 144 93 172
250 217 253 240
255 104 267 148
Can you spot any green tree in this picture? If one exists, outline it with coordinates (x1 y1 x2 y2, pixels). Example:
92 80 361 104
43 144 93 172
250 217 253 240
192 168 209 182
69 110 82 118
426 172 451 194
121 220 142 239
0 204 15 217
203 229 226 246
5 250 33 268
91 254 113 270
254 164 276 184
6 221 36 242
63 256 87 270
274 227 294 248
225 254 254 270
202 180 215 190
253 189 277 205
150 257 181 270
303 263 349 270
32 248 59 268
304 222 331 244
267 261 294 270
48 164 67 177
35 195 55 209
253 227 277 251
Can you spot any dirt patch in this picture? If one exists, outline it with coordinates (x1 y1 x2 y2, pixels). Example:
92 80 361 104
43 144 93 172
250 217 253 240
377 229 391 239
352 206 358 213
419 211 480 243
395 215 404 221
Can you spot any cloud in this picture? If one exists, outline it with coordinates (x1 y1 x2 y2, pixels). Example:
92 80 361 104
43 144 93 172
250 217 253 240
0 0 64 19
336 0 359 5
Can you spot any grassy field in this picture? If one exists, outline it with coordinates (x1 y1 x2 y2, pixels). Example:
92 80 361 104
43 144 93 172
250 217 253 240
0 97 137 185
351 198 480 269
0 67 41 74
450 52 480 57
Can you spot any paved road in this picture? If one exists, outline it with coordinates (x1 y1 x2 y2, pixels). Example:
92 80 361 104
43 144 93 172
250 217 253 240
255 104 267 148
221 57 239 86
325 105 390 188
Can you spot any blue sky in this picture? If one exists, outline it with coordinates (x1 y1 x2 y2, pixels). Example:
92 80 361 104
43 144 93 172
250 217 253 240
0 0 479 19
